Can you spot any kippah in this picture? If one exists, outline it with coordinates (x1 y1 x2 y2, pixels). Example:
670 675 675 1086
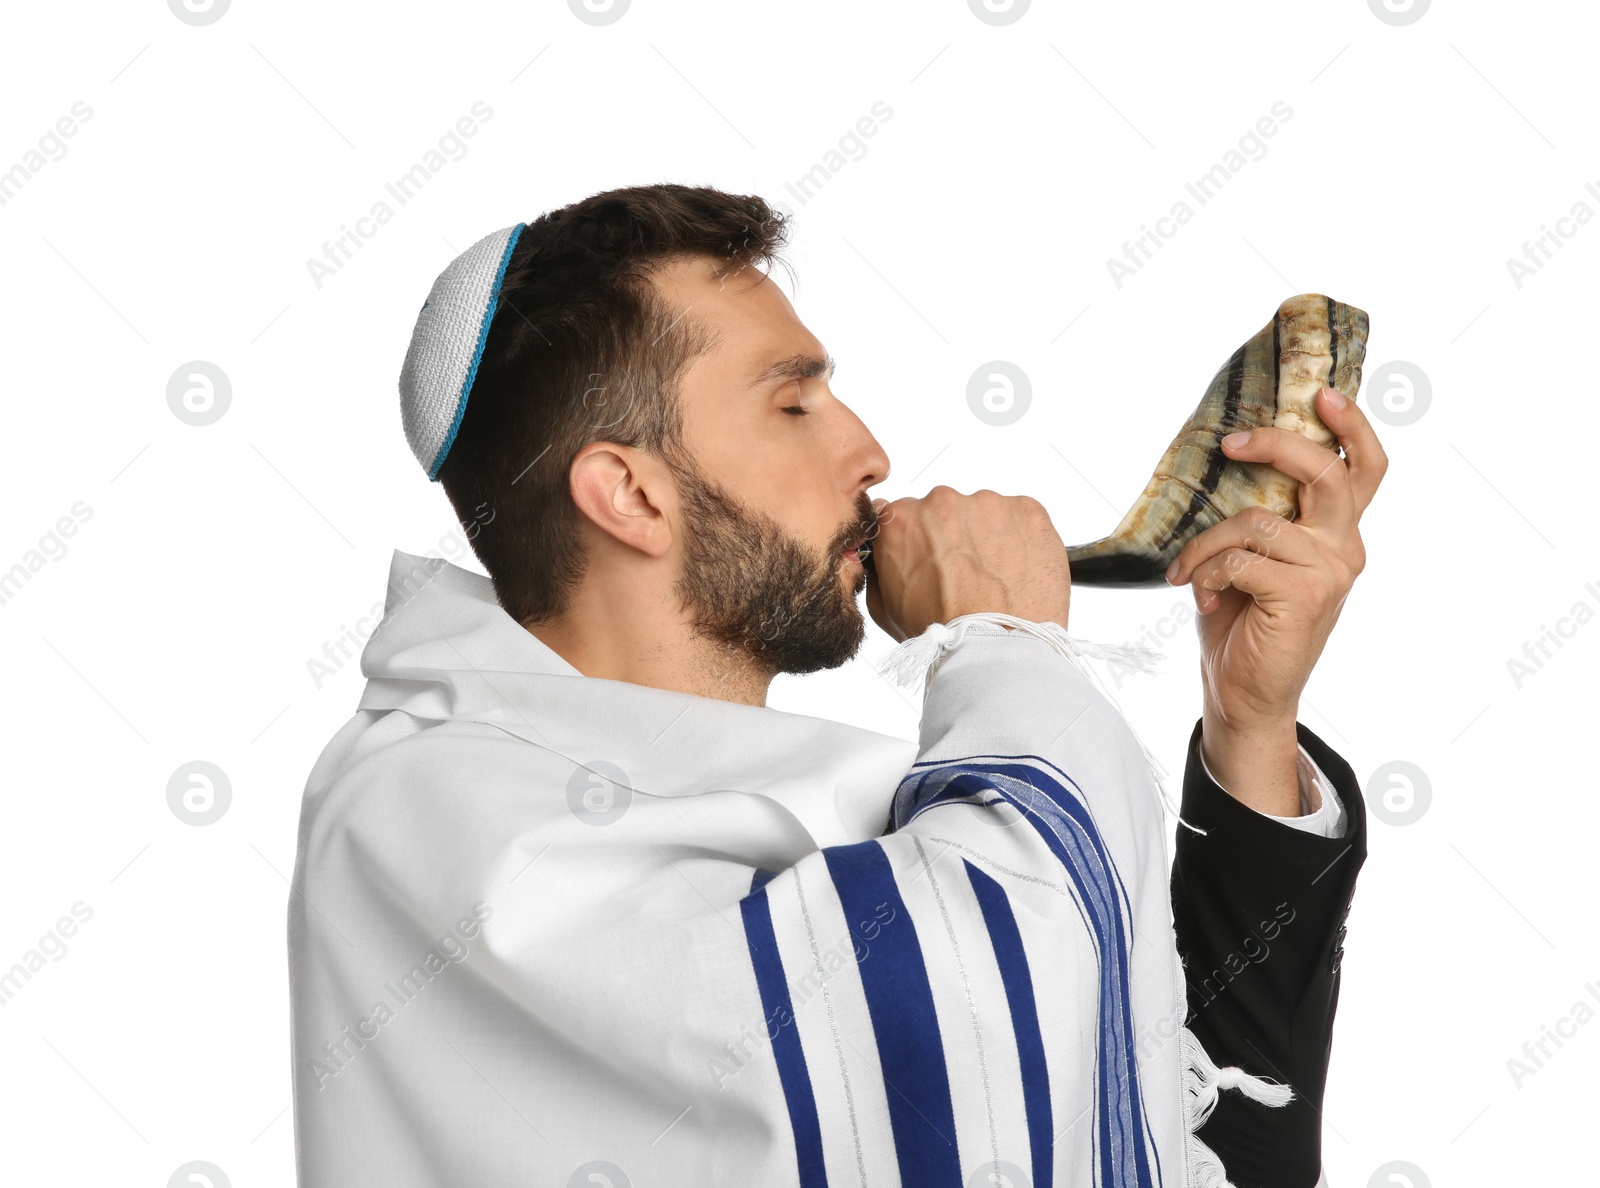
398 222 526 480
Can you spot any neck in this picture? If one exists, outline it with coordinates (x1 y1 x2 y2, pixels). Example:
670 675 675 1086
524 586 775 707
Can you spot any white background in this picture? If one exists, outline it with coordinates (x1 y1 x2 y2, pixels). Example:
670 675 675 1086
1 0 1594 1183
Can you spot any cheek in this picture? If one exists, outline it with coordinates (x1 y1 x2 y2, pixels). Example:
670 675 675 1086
768 482 842 556
708 414 850 549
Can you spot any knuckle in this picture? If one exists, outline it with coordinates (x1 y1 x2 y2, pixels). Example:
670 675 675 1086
1245 505 1276 532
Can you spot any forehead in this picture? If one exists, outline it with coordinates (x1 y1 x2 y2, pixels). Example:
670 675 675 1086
649 254 827 388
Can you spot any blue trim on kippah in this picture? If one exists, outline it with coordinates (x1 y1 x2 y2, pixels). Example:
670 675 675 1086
428 222 528 481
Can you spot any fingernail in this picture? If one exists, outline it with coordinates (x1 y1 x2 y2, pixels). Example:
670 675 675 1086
1165 558 1181 584
1320 386 1347 409
1222 430 1250 449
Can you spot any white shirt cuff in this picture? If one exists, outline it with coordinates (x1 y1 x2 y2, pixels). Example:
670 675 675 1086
1199 743 1347 839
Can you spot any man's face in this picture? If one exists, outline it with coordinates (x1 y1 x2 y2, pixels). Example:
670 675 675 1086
649 254 891 676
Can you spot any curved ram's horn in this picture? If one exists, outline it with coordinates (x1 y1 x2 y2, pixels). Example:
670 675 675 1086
1065 293 1368 587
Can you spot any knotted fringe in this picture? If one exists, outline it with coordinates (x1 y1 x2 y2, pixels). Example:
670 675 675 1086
1180 1025 1295 1187
876 613 1207 834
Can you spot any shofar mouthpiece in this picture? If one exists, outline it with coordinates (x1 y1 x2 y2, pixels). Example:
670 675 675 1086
1065 293 1368 587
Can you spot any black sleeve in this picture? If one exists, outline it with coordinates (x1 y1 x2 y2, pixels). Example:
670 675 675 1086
1169 719 1367 1188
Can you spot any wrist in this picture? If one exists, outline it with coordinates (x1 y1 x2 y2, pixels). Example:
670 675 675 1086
1200 708 1300 816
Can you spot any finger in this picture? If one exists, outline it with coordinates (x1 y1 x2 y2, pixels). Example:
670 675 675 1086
863 565 903 642
1219 425 1354 526
1192 582 1246 618
1165 507 1319 586
1315 385 1388 517
1189 547 1301 604
864 498 905 546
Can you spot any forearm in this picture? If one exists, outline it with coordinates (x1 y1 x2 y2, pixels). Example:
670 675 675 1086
1199 706 1301 817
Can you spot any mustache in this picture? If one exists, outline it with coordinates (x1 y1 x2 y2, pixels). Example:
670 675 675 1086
832 493 880 558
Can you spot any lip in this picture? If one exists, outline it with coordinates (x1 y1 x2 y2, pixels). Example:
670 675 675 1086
842 547 862 566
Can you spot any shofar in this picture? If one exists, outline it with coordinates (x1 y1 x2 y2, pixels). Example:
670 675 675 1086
1065 293 1368 587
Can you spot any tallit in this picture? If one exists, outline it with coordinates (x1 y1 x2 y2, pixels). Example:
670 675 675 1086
287 549 1285 1186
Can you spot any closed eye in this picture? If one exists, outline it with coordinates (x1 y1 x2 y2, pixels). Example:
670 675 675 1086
781 405 810 417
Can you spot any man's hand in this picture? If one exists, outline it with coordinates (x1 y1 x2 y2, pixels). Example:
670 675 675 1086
1163 386 1389 815
864 486 1073 643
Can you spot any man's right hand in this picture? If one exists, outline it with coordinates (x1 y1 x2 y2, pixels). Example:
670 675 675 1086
863 486 1074 643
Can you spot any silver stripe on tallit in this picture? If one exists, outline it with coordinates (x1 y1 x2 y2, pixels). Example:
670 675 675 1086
794 869 871 1188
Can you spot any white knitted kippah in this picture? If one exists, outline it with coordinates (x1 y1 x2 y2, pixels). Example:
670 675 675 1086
398 222 526 480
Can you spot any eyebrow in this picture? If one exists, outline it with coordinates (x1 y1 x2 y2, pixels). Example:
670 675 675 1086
748 351 835 390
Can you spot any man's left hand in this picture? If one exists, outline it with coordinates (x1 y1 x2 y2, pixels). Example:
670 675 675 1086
1163 385 1389 814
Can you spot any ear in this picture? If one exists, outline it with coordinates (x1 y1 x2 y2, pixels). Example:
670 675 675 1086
567 442 675 559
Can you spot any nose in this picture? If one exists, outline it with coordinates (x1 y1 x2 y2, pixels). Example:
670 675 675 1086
836 399 890 496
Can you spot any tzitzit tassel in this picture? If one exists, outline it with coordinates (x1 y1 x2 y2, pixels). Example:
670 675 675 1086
1181 1025 1295 1130
875 620 963 690
1179 1026 1294 1188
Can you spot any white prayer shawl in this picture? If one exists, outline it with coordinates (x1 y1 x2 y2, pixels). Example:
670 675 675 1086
288 550 1284 1187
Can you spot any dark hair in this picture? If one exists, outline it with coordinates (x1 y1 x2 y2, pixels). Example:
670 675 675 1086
436 183 793 627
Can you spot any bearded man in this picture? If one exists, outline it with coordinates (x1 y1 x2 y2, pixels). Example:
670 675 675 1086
288 184 1383 1188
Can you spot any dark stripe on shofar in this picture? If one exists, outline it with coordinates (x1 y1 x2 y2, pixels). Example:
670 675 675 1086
1326 294 1339 390
1167 343 1247 541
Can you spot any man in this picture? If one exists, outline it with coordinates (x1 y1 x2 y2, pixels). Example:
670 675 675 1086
288 184 1383 1187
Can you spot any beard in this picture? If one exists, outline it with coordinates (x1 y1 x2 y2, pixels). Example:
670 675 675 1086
669 456 877 677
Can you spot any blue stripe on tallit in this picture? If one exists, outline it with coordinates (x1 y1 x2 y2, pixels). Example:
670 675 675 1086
964 858 1053 1188
822 840 962 1186
740 868 828 1187
895 755 1161 1188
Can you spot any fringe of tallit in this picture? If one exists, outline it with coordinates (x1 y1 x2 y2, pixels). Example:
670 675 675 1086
876 612 1207 834
1180 1025 1295 1187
